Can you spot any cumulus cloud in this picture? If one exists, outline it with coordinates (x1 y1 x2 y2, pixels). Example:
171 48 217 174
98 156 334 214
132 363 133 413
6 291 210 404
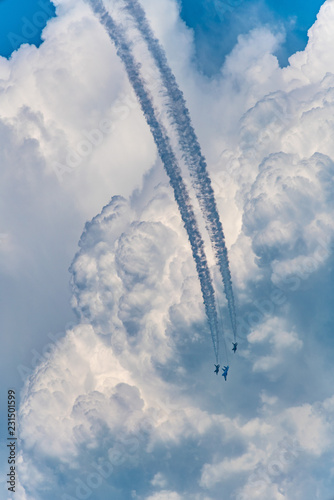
0 0 161 433
4 0 334 499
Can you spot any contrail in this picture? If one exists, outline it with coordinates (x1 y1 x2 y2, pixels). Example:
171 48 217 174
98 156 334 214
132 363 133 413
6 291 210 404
122 0 237 341
88 0 220 361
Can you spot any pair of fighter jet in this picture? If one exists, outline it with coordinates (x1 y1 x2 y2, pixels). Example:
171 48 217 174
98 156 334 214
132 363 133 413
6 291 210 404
214 343 238 380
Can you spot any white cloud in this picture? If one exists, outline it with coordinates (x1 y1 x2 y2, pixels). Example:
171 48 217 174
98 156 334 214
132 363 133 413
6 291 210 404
16 180 334 496
247 317 303 373
150 473 168 488
145 492 183 500
286 0 334 84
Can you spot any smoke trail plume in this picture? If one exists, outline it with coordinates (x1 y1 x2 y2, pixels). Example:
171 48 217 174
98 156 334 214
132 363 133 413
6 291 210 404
122 0 237 341
88 0 220 361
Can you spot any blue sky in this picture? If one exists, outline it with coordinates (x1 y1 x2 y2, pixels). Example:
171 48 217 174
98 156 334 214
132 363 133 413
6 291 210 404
179 0 325 73
0 0 55 57
0 0 324 71
1 0 334 499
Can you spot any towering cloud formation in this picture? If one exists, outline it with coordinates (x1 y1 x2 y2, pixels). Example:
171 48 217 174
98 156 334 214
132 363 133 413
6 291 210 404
5 0 334 499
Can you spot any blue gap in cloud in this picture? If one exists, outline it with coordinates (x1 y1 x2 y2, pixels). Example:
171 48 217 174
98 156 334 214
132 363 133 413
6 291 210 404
178 0 325 75
0 0 56 58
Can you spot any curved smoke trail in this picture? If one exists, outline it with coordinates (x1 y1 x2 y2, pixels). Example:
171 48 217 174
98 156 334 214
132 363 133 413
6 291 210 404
88 0 220 362
122 0 237 341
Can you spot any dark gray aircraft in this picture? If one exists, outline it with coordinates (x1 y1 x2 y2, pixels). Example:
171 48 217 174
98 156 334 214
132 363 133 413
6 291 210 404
222 366 229 381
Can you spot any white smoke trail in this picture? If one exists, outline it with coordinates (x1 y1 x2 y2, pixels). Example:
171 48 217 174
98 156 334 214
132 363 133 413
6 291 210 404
87 0 220 362
122 0 237 341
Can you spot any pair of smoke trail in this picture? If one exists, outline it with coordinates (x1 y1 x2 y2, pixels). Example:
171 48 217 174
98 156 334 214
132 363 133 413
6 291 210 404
88 0 220 361
122 0 237 343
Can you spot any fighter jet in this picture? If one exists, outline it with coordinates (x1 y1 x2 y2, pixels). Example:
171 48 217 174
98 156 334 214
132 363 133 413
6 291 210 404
214 364 220 375
222 365 229 381
232 342 238 353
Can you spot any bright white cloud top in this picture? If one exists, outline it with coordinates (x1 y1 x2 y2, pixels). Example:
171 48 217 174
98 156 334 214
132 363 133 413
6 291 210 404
1 0 334 499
